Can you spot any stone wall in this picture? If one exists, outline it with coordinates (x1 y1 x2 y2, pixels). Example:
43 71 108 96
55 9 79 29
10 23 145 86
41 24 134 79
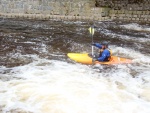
0 0 110 21
0 0 150 23
0 0 95 16
110 10 150 23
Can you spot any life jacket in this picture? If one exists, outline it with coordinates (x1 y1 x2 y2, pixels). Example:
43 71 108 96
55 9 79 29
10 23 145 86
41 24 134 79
99 48 112 61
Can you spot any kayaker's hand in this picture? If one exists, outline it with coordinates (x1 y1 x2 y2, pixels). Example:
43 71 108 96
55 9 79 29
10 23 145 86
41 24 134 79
92 58 97 62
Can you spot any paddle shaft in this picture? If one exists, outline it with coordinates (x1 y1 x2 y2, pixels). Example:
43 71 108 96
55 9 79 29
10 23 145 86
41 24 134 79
91 34 94 56
88 26 95 56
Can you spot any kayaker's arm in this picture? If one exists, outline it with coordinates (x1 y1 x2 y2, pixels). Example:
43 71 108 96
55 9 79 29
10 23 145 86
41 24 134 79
97 54 106 61
92 43 102 49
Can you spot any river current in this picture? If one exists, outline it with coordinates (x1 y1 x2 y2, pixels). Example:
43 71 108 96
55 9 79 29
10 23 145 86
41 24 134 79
0 18 150 113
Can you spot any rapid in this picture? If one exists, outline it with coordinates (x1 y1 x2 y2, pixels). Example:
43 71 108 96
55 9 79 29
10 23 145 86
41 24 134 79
0 18 150 113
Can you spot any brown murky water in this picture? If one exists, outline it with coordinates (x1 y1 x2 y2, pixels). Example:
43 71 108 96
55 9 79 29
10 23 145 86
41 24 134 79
0 18 150 67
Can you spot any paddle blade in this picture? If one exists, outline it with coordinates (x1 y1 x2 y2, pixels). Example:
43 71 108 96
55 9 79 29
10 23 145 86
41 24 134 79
88 26 95 36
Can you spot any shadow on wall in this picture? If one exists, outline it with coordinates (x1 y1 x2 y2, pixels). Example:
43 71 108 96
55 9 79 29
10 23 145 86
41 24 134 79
95 0 150 10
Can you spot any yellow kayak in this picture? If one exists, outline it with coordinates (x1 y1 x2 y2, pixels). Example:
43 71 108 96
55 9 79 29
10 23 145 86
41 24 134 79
67 53 132 65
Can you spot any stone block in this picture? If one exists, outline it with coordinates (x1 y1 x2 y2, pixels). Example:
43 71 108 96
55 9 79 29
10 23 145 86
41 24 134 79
145 15 149 18
143 18 148 21
34 10 41 14
128 11 133 14
111 16 117 20
132 18 136 20
136 18 140 21
43 10 50 14
10 14 16 18
54 2 60 8
148 15 150 18
139 17 144 21
72 16 76 20
145 11 150 15
114 10 118 14
110 14 116 17
127 17 132 21
67 15 73 20
121 10 125 14
124 10 128 14
59 15 64 20
133 15 138 18
118 16 124 19
120 14 126 17
137 11 142 15
84 3 91 9
13 9 20 13
42 15 49 20
142 11 146 15
0 5 2 12
88 1 95 7
53 11 60 15
117 10 122 14
33 1 40 6
122 17 128 20
109 10 114 14
132 11 137 15
88 16 94 20
141 15 146 18
126 14 132 17
137 14 141 18
26 9 35 14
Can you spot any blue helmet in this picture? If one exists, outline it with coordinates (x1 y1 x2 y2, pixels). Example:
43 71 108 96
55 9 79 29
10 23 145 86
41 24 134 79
102 41 108 46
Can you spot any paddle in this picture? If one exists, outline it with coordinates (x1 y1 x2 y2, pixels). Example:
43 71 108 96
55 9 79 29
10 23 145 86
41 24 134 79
88 25 95 56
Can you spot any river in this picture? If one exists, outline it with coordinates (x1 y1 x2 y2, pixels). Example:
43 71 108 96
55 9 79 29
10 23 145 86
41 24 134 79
0 18 150 113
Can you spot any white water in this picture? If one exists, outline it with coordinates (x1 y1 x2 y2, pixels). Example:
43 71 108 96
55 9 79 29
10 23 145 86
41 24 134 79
120 23 150 32
0 48 150 113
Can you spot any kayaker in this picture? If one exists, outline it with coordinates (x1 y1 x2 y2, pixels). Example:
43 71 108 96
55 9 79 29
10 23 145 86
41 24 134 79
92 41 111 62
